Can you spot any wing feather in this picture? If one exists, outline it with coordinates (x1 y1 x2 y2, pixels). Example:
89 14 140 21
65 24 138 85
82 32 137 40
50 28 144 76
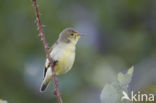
43 43 57 78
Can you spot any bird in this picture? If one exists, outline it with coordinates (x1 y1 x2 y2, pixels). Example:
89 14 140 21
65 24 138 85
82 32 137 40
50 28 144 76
40 28 84 92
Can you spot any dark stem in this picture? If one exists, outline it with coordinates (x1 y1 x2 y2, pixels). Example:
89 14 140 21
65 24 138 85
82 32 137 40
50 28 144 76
31 0 63 103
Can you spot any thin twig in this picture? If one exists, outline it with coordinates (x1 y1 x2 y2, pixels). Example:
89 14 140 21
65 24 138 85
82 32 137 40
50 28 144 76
31 0 63 103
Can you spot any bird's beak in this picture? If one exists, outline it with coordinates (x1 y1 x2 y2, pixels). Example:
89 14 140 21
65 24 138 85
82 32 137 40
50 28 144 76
77 33 85 36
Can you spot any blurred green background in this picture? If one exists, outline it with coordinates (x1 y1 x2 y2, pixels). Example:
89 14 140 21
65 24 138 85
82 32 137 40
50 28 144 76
0 0 156 103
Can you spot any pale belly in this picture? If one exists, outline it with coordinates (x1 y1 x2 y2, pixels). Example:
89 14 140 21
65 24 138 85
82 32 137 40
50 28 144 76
55 52 75 75
51 46 75 75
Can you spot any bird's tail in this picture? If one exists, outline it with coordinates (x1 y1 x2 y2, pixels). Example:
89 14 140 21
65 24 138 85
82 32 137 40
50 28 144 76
40 78 51 92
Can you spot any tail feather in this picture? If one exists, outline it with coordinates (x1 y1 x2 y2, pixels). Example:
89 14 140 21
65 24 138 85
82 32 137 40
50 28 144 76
40 83 48 92
40 67 52 92
40 78 50 92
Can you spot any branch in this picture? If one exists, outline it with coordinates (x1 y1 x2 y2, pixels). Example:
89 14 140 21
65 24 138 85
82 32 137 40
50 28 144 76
31 0 63 103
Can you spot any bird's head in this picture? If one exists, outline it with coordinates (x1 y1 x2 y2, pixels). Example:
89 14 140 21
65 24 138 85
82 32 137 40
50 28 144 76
58 28 84 45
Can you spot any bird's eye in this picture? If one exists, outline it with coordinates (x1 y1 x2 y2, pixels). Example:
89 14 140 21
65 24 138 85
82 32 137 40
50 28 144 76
70 34 74 36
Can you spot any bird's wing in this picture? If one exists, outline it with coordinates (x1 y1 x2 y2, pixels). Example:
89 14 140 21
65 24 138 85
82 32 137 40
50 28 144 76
43 43 56 78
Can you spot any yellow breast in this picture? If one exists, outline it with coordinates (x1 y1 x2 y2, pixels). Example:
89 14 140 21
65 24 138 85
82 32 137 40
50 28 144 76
51 43 75 75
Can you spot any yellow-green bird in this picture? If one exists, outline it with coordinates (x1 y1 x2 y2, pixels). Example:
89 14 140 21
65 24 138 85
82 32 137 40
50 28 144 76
40 28 84 92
